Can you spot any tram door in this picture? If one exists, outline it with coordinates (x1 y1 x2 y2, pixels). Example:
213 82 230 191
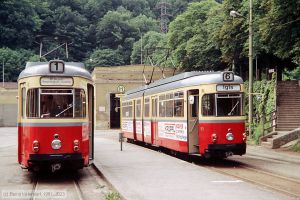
88 84 94 160
187 90 199 154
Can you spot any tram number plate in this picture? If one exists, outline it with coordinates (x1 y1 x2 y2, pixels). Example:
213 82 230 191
217 85 240 92
49 60 64 73
223 72 234 82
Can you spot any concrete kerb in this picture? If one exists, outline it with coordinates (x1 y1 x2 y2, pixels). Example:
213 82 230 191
90 163 126 200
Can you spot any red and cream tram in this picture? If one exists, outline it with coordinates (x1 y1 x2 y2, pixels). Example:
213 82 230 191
17 60 94 171
121 71 246 158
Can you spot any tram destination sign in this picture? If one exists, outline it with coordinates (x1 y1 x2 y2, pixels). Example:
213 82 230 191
40 77 73 86
217 84 240 92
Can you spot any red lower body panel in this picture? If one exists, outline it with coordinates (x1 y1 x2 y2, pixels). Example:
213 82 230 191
199 122 246 155
18 124 89 169
122 119 246 156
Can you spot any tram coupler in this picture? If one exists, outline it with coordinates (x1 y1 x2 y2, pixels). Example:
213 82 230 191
51 163 61 172
119 132 124 151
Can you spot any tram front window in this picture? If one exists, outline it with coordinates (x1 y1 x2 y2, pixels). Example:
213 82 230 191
202 94 243 117
33 89 86 118
40 89 73 118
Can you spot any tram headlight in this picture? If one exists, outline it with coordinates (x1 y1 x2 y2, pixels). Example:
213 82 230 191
211 133 217 143
226 133 234 141
32 140 39 153
73 140 79 152
51 139 62 150
243 132 247 142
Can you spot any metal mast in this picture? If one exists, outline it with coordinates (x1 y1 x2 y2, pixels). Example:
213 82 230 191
157 0 172 33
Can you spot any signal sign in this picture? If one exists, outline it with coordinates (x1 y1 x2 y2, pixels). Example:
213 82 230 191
117 85 125 93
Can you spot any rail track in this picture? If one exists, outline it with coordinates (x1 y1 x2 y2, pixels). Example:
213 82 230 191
28 165 119 200
131 140 300 199
206 160 300 199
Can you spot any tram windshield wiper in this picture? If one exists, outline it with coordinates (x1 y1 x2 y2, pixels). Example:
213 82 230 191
228 101 239 116
55 104 73 117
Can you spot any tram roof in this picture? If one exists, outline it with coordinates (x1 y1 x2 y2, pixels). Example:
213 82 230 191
18 61 92 80
123 71 243 99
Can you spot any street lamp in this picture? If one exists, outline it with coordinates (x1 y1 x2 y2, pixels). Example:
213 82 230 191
230 0 254 136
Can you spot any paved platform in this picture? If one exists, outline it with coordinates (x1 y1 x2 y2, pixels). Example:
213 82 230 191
246 145 300 164
93 130 297 200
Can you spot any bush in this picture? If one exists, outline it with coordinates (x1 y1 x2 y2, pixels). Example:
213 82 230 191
105 192 120 200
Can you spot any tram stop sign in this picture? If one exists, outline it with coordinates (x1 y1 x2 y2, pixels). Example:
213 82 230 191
117 85 125 93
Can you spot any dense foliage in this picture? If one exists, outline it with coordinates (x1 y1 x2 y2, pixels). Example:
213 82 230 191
0 0 299 81
244 73 276 142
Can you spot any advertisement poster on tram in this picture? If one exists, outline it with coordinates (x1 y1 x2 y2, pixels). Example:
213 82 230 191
158 122 187 141
143 121 151 136
122 120 133 133
136 120 142 134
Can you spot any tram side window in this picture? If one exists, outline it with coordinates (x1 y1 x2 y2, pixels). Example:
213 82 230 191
152 98 157 117
174 91 184 117
136 100 141 118
27 89 39 118
122 102 126 117
202 94 215 116
159 94 166 117
144 98 150 117
75 89 86 118
165 93 174 117
21 88 26 118
122 101 133 118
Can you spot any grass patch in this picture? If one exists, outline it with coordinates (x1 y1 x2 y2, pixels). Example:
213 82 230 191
252 123 264 144
290 140 300 152
105 191 120 200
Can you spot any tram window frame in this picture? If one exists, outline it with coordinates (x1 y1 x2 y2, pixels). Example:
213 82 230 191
174 91 184 117
74 89 86 118
202 94 215 116
201 93 243 117
159 94 166 117
216 93 243 116
152 98 157 117
26 88 87 119
27 88 39 118
135 99 142 118
21 88 26 118
165 93 174 117
122 101 133 118
144 97 150 118
40 89 74 118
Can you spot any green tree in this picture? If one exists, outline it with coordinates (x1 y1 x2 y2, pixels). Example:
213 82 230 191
129 14 159 34
131 31 167 65
168 0 223 70
84 0 121 23
122 0 154 17
0 48 36 82
85 48 125 70
0 0 42 49
51 6 90 61
258 0 300 64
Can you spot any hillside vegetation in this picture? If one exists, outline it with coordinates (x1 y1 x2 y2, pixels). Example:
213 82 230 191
0 0 299 81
